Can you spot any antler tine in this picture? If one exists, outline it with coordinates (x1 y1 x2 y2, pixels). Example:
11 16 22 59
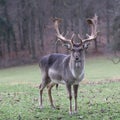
65 31 69 37
71 33 75 40
78 34 83 45
70 33 75 45
54 18 62 36
91 14 98 36
78 34 83 41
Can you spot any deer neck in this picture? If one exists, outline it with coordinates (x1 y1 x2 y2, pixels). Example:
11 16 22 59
69 55 85 79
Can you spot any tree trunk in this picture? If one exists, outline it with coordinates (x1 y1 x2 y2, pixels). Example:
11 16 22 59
106 0 110 44
30 7 36 59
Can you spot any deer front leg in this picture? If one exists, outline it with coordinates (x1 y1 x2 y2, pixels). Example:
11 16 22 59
47 82 56 109
73 84 79 113
39 82 46 109
66 84 72 115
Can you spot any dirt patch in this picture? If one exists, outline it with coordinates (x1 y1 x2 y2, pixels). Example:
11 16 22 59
5 78 120 87
8 81 34 85
81 79 120 85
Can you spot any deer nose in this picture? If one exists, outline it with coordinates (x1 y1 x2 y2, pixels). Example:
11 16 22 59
75 56 79 61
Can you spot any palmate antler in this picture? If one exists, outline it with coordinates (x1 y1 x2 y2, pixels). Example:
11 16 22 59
78 14 98 43
53 14 98 48
53 18 75 48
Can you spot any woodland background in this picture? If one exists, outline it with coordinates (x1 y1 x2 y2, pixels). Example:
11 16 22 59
0 0 120 67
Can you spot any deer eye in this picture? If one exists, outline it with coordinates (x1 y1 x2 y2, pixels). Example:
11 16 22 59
78 48 83 52
71 49 75 52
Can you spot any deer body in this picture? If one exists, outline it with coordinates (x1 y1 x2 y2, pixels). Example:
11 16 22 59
40 53 85 86
39 15 98 114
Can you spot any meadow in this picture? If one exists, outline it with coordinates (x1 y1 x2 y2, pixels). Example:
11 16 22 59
0 56 120 120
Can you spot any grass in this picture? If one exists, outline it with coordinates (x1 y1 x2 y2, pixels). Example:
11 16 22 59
0 56 120 120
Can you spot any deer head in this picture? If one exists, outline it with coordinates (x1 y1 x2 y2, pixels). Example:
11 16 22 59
53 15 98 64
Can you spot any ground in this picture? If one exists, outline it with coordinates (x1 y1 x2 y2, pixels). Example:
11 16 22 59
0 56 120 120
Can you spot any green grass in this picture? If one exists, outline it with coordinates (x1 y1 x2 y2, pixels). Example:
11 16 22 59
85 57 120 81
0 56 120 120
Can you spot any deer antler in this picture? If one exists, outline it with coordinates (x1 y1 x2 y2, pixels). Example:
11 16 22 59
53 18 73 48
78 14 98 43
53 15 98 48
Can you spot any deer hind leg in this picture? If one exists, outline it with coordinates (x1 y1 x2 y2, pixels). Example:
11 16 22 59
73 85 79 113
66 85 72 115
39 75 50 109
47 82 56 109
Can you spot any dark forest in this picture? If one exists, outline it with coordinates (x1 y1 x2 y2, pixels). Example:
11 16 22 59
0 0 120 67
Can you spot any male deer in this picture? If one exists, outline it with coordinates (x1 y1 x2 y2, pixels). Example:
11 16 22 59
39 15 98 115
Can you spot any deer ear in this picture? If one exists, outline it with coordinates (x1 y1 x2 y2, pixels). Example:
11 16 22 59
83 42 90 49
63 44 71 50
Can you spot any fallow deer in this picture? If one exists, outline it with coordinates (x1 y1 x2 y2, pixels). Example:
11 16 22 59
39 15 98 115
